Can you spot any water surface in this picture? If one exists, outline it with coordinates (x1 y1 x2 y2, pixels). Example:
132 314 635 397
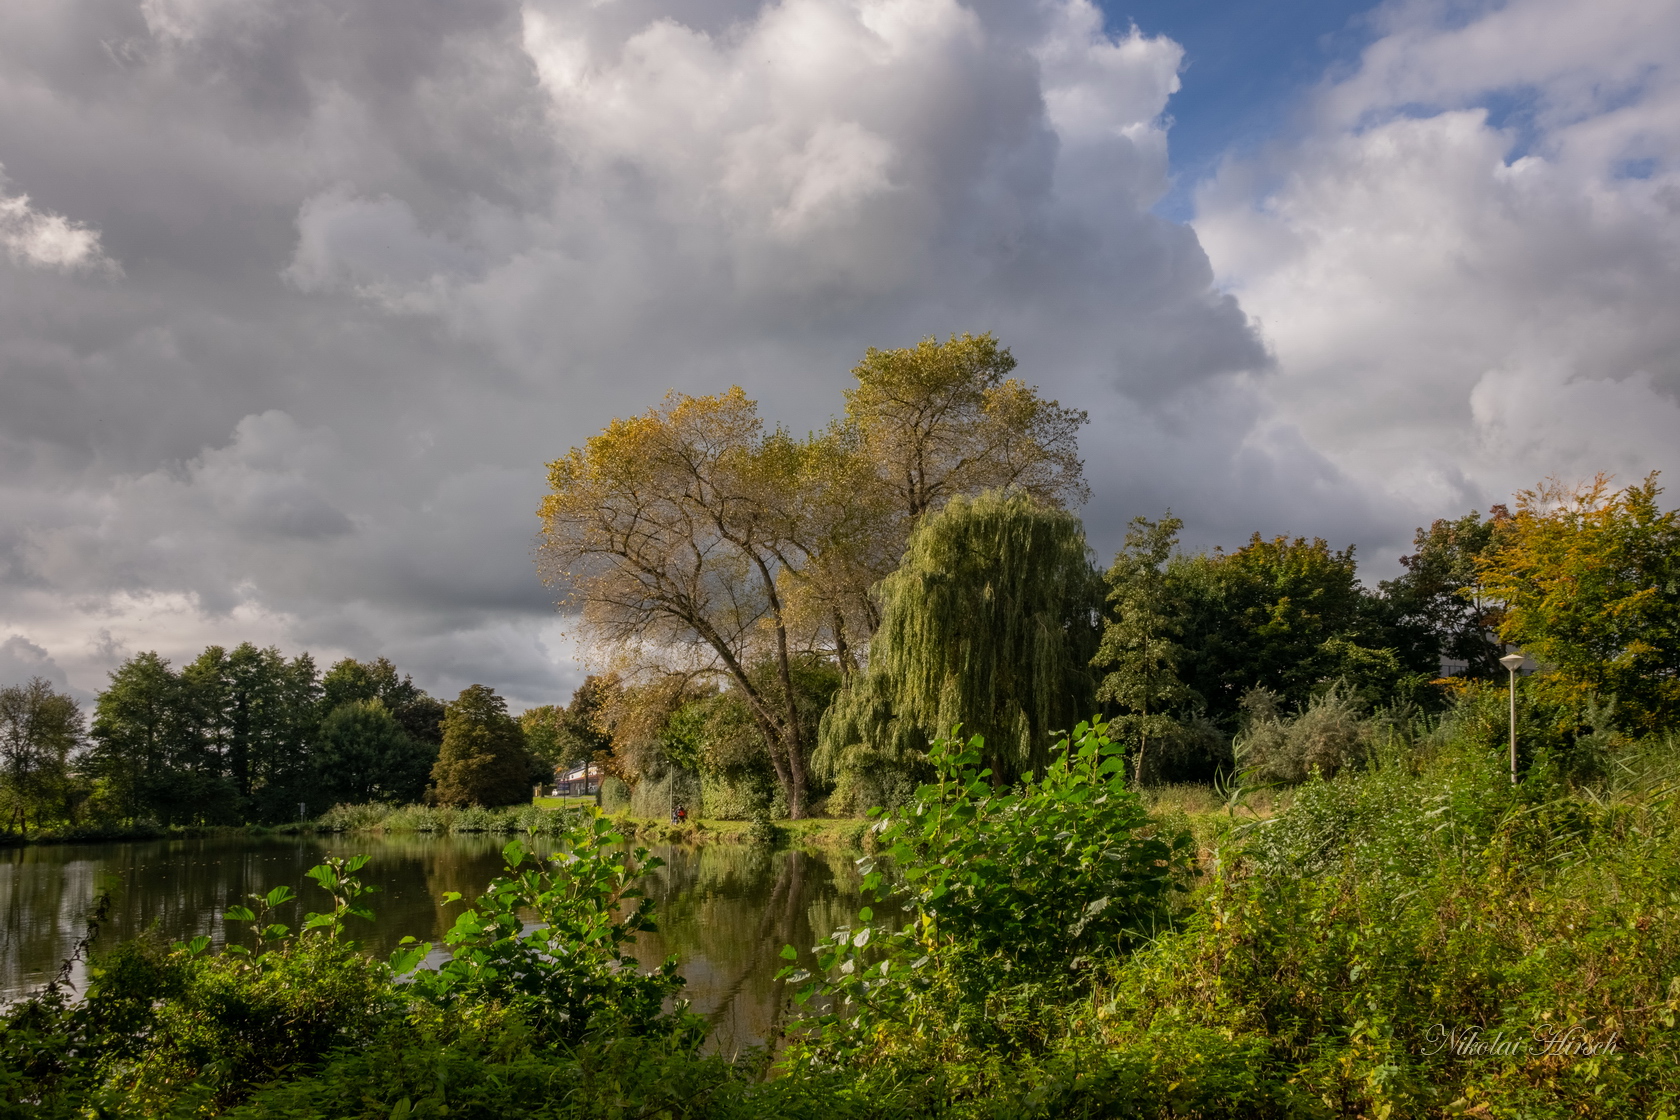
0 834 865 1052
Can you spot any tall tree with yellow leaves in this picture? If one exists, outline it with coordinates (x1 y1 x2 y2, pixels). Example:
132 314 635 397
1479 473 1680 731
537 389 826 816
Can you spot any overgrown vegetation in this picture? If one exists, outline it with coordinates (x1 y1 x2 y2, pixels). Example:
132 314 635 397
313 801 587 835
5 708 1678 1117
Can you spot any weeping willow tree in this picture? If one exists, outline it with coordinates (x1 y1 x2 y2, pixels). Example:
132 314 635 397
814 490 1102 810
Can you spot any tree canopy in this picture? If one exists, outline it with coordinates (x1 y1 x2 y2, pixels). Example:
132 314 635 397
535 335 1090 816
1479 473 1680 730
536 388 825 816
0 678 84 834
315 699 435 805
430 684 537 808
844 333 1088 519
83 645 453 824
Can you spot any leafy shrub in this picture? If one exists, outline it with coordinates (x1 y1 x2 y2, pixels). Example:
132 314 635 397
599 776 631 812
1238 682 1370 784
0 818 698 1116
786 720 1192 1060
0 857 404 1113
745 809 784 847
701 770 776 820
411 821 696 1048
1088 727 1680 1119
314 802 393 832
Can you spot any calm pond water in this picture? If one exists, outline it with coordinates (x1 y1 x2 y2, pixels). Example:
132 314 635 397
0 835 867 1053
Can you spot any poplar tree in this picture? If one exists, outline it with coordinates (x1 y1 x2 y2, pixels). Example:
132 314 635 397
1093 513 1193 784
88 651 189 823
816 490 1101 808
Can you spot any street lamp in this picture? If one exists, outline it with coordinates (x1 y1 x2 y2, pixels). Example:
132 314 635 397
1499 652 1526 785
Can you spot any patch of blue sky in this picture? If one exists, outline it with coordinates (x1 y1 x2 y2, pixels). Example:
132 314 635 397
1613 156 1660 181
1095 0 1384 220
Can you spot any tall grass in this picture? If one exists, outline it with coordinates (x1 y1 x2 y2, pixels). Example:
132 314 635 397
314 801 588 835
1028 718 1680 1117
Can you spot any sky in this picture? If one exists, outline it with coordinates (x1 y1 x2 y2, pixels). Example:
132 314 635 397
1 0 1677 710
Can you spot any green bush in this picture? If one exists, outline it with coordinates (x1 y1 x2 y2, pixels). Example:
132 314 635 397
1237 682 1372 785
599 776 631 813
785 719 1192 1062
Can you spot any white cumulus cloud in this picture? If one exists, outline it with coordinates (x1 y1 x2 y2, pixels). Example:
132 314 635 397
0 167 118 274
1195 0 1680 519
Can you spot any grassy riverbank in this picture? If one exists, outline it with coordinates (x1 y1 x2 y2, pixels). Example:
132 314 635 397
311 800 873 847
0 821 321 849
1 806 873 849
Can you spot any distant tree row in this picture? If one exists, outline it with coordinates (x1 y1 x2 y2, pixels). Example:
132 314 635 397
1 652 547 834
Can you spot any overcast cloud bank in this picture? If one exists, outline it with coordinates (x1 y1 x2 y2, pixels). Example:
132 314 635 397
0 0 1675 708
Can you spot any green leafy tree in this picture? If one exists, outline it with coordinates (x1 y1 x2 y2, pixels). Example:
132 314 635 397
179 643 321 822
817 490 1101 806
1094 513 1195 784
87 652 195 824
314 699 436 806
430 685 537 808
519 705 566 771
321 657 444 747
1379 509 1507 679
521 675 618 773
844 332 1088 520
538 389 833 817
175 644 319 819
1169 533 1401 722
782 333 1090 665
0 678 84 833
1479 473 1680 731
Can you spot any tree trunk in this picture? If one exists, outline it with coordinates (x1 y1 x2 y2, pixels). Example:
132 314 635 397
784 728 807 819
834 612 857 677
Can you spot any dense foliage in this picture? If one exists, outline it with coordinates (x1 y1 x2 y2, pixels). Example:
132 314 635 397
6 702 1678 1117
0 678 84 834
429 685 539 808
1480 473 1680 731
536 335 1089 817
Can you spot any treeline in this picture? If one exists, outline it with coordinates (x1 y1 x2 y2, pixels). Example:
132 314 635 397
539 334 1680 818
1 653 550 835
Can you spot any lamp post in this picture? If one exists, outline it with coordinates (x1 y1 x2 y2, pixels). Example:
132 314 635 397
1499 652 1526 784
